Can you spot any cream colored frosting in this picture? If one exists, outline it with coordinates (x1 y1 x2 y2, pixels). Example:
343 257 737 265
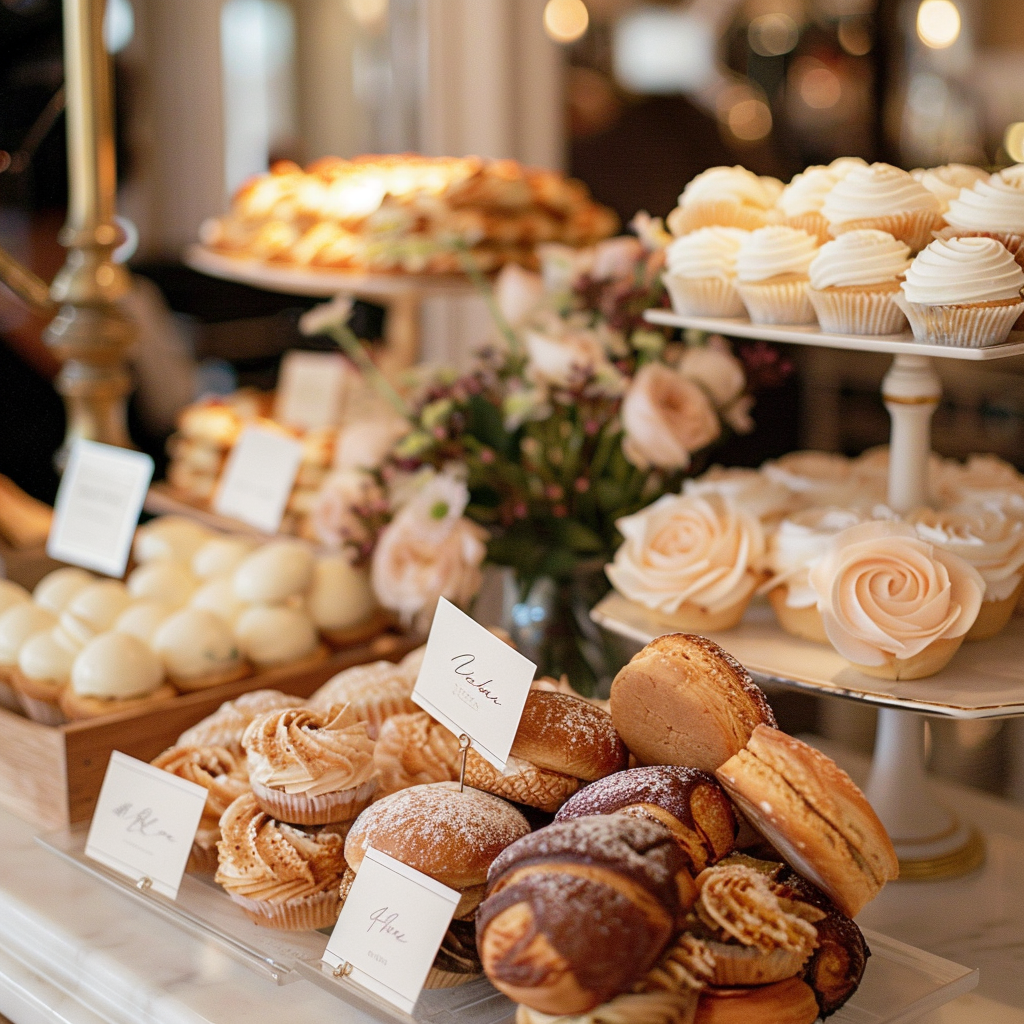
944 173 1024 233
934 454 1024 513
761 450 853 502
735 226 817 282
307 554 378 631
189 575 249 626
822 163 940 226
32 567 93 615
901 237 1024 305
153 608 242 679
191 536 258 579
133 516 213 564
607 492 765 615
232 540 315 605
682 466 794 524
912 164 989 215
997 164 1024 187
678 166 780 210
59 580 132 645
910 507 1024 601
0 603 57 666
808 520 984 665
18 627 79 684
778 166 839 218
234 605 317 666
126 560 198 608
0 579 30 616
664 227 748 280
829 156 868 178
71 632 165 698
808 230 911 289
243 704 376 796
114 600 174 644
765 506 865 607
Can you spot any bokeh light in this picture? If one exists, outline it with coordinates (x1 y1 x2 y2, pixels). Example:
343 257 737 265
799 66 842 108
916 0 961 49
1005 123 1024 164
717 84 773 142
544 0 589 44
837 19 872 56
748 13 799 57
348 0 388 28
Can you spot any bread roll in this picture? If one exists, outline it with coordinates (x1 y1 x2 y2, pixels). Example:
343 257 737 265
694 977 819 1024
555 765 736 873
715 726 898 917
610 635 776 772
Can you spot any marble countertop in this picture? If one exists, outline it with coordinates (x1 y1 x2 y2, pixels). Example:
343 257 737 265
2 742 1024 1024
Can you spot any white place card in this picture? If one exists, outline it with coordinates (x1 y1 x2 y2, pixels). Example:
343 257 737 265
47 439 154 577
85 751 208 899
412 597 535 771
213 425 303 533
274 350 349 431
323 847 461 1014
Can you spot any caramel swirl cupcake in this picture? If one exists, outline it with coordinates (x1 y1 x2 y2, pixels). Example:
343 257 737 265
242 704 377 825
151 744 249 872
177 689 305 755
215 791 347 929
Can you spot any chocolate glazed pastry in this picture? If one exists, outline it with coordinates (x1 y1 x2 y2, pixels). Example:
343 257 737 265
477 815 696 1015
555 765 737 873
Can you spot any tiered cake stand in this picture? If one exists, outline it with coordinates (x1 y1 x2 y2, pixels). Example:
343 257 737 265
593 310 1024 880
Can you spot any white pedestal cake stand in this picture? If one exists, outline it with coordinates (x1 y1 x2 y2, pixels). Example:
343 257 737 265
595 309 1024 880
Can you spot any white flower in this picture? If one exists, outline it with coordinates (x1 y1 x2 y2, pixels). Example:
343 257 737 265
524 324 619 389
309 469 379 551
538 243 587 294
503 387 552 430
494 264 545 328
333 416 409 471
298 293 355 336
590 236 644 280
678 341 746 410
630 211 672 250
621 363 721 471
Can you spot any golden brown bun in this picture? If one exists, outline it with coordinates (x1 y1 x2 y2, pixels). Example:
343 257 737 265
694 978 819 1024
464 751 580 813
716 726 898 917
59 683 178 721
478 815 694 1015
344 782 530 894
610 635 776 772
555 766 737 873
511 691 628 782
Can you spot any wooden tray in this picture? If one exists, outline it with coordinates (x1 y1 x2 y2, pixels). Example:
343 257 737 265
0 631 420 830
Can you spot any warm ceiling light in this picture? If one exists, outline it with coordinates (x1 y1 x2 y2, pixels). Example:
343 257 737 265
544 0 589 44
1005 123 1024 164
799 65 842 108
725 96 773 141
916 0 960 49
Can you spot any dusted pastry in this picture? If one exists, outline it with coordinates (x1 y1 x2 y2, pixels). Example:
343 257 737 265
373 712 462 796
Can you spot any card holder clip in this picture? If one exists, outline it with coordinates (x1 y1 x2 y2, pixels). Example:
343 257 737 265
457 734 471 792
332 960 354 980
136 876 153 892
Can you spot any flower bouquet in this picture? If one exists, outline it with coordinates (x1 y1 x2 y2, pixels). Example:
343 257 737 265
304 220 788 693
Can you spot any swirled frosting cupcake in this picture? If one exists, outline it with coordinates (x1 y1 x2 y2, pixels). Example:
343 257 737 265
912 164 989 215
152 745 249 872
807 230 911 335
683 466 795 529
897 236 1024 347
761 450 862 509
177 689 305 755
242 704 377 825
667 166 781 236
777 165 839 244
808 520 984 680
933 453 1024 513
822 163 941 253
663 227 749 317
606 492 766 631
942 173 1024 262
735 226 819 324
909 507 1024 640
215 791 347 930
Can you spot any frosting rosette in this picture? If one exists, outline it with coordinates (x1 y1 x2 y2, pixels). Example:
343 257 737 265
735 226 818 282
808 230 911 290
761 450 864 508
778 166 839 218
665 227 748 280
683 466 794 526
607 492 765 619
668 166 781 236
901 237 1024 305
912 164 989 215
808 521 984 676
943 172 1024 235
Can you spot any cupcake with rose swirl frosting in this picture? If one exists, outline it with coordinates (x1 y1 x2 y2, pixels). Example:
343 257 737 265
242 704 377 825
667 166 781 236
822 163 941 253
807 229 911 334
896 236 1024 347
808 520 984 680
215 791 347 930
662 227 748 316
735 226 819 325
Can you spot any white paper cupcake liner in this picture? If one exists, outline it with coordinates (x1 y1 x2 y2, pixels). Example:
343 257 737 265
736 279 816 325
663 274 745 317
228 887 340 930
894 293 1024 348
808 286 908 335
250 776 377 826
831 209 940 253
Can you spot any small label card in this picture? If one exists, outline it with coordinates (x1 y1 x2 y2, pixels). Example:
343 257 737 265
323 847 461 1014
412 597 535 771
47 439 155 577
274 350 350 431
213 425 303 533
85 751 208 899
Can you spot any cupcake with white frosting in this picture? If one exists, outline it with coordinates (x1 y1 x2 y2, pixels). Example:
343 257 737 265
662 227 749 317
667 166 781 236
735 225 819 324
822 163 941 253
940 172 1024 264
761 450 863 509
911 164 989 215
777 165 839 244
807 230 911 334
897 236 1024 347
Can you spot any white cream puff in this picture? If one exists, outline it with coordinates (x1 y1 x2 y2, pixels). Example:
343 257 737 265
126 560 199 608
234 605 323 669
32 567 94 615
153 608 249 691
133 516 213 564
191 535 258 580
307 554 384 646
233 540 316 605
59 580 132 645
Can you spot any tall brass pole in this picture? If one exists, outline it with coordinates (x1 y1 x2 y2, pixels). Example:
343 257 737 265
45 0 135 465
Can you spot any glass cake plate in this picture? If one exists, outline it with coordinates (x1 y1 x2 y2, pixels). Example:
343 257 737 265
38 827 978 1024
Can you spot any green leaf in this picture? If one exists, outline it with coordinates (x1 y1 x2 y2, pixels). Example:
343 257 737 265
558 520 605 554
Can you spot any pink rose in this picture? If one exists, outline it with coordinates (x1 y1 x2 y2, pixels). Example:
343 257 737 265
309 470 380 551
621 363 721 471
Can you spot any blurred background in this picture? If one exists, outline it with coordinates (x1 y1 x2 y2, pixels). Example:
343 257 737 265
2 0 1024 792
